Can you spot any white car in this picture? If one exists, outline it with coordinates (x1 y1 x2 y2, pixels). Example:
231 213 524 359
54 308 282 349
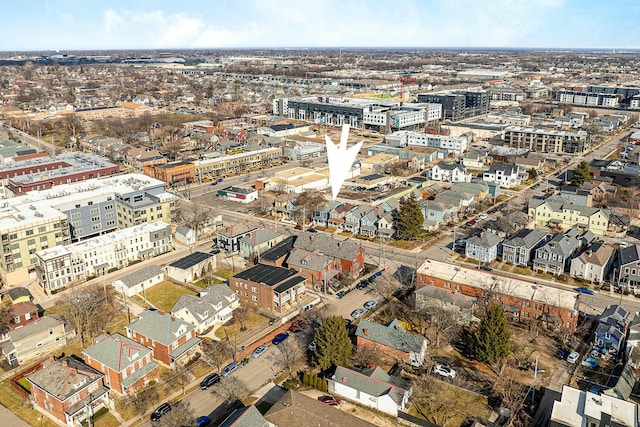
478 214 488 220
351 309 366 319
433 365 456 378
252 345 268 358
363 300 378 310
566 351 580 364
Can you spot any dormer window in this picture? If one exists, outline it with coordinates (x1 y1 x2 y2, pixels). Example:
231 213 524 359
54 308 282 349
203 311 209 318
177 325 187 336
128 352 139 362
74 378 87 389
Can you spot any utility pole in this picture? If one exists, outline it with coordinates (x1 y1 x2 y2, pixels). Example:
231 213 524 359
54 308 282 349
531 355 539 413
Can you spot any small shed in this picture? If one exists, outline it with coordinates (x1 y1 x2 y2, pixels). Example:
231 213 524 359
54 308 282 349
167 252 217 283
175 225 196 247
111 265 165 298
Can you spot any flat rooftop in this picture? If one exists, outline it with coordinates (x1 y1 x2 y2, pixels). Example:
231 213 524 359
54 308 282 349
417 259 579 311
4 152 118 184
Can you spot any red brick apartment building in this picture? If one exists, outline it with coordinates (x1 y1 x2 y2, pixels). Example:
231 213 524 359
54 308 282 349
229 263 307 314
415 259 580 331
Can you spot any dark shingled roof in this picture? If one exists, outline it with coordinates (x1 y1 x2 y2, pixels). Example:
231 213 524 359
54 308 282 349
260 236 296 263
168 251 214 270
232 264 299 287
27 356 103 401
6 287 32 302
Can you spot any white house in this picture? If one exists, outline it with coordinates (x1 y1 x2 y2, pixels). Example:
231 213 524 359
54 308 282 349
482 163 521 188
569 242 615 284
329 365 412 417
167 251 216 283
175 226 196 247
171 285 239 334
111 265 165 298
550 385 637 427
428 162 472 182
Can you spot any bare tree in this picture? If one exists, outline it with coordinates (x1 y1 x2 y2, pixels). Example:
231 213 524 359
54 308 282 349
295 190 326 223
158 401 194 427
129 387 159 421
174 201 214 240
350 345 383 368
201 340 232 373
493 366 529 422
212 376 250 403
271 339 301 373
161 364 192 396
233 305 251 331
423 304 462 347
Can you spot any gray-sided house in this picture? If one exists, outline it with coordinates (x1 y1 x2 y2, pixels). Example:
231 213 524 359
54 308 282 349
111 265 165 298
167 251 216 283
355 319 428 367
465 231 503 263
501 229 549 266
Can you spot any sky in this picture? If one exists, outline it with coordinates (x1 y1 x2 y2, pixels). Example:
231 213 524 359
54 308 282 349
1 0 639 51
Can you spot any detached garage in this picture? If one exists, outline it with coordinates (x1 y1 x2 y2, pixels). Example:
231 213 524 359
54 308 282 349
111 265 165 298
167 251 217 283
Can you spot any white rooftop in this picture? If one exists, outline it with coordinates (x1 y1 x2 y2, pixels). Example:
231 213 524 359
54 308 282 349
37 221 170 261
416 259 579 311
551 385 638 427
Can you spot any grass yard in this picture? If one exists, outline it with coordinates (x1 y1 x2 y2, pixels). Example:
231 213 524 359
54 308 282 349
214 268 235 279
16 378 30 392
0 380 58 427
140 281 197 313
388 239 422 250
411 381 492 427
108 312 131 337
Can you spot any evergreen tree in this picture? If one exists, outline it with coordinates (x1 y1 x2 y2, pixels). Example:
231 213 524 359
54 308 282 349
475 304 511 363
313 315 352 370
396 193 425 240
570 161 590 187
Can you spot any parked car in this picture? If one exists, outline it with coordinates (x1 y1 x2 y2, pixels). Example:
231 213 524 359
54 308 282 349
200 373 220 390
193 416 211 427
289 320 306 333
433 365 456 378
294 224 303 230
319 396 341 405
356 280 368 290
216 178 224 184
252 345 268 358
363 300 378 310
531 183 541 190
272 332 290 345
351 308 366 319
566 351 580 364
476 265 493 272
307 228 318 233
575 287 595 295
478 213 488 220
150 403 171 422
221 362 238 377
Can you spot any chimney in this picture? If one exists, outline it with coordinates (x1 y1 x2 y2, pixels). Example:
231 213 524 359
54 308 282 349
158 310 165 316
341 377 347 384
198 298 203 303
171 316 176 322
587 250 593 256
363 328 369 335
369 363 375 369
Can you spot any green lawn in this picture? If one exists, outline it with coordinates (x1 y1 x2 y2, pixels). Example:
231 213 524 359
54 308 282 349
16 378 30 392
0 380 58 427
142 281 197 312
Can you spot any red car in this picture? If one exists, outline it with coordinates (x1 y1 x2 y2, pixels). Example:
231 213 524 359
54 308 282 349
319 396 341 406
289 319 306 333
294 224 303 230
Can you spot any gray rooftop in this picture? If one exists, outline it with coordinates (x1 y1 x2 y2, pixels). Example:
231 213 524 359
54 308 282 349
115 265 164 288
503 229 549 249
239 228 282 246
286 248 332 272
27 356 103 401
355 319 424 354
219 405 269 427
126 310 195 346
171 285 236 319
82 333 153 373
294 232 362 260
8 315 64 342
333 365 411 406
467 231 503 248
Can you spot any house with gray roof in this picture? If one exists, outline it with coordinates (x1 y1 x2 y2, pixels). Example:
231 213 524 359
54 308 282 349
329 365 412 417
313 200 342 227
0 315 68 366
465 231 504 263
533 231 582 276
83 333 158 395
570 242 615 284
355 319 427 367
414 285 477 326
482 163 521 188
618 244 640 294
28 356 110 427
219 405 271 427
111 265 165 298
171 285 239 334
286 248 337 292
239 228 284 262
502 229 550 266
293 232 365 278
125 309 201 367
344 205 369 234
420 200 453 230
595 304 629 357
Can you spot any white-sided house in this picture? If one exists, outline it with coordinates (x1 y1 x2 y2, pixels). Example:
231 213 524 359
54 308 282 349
0 315 68 366
428 162 472 182
167 251 216 283
329 365 412 417
111 265 165 298
171 285 240 334
482 163 521 188
569 242 615 284
175 226 196 247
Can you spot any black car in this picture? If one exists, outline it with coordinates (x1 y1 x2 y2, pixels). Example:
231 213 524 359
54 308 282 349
307 228 318 233
356 280 368 290
150 403 171 422
200 373 220 390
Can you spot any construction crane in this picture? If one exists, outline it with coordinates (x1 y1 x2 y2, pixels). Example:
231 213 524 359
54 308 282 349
398 76 418 100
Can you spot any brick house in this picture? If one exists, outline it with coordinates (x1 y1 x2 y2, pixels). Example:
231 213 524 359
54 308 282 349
82 333 158 395
355 319 428 367
7 301 40 330
27 356 110 426
125 310 201 368
229 264 307 314
286 248 340 293
416 259 580 331
293 232 365 278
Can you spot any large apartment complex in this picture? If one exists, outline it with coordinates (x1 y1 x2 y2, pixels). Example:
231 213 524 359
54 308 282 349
504 126 588 154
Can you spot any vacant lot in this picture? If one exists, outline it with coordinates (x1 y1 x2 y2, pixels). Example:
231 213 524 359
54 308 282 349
135 281 197 312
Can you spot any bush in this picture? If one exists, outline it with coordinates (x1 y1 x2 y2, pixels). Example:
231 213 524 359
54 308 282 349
282 379 298 390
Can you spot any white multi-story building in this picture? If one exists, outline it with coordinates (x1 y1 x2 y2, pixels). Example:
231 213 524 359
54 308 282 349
35 221 172 294
428 162 472 182
482 163 521 188
385 131 467 154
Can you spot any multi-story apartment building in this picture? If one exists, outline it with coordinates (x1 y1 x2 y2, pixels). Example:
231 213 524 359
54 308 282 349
0 199 70 285
193 147 283 179
143 161 196 186
385 130 468 154
556 90 620 108
528 198 613 236
417 89 490 121
35 221 171 294
416 259 580 331
16 173 178 241
504 126 588 154
0 152 120 195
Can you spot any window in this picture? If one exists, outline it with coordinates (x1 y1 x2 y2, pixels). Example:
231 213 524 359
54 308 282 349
13 316 20 323
252 295 257 301
252 287 257 293
26 229 33 236
25 312 31 320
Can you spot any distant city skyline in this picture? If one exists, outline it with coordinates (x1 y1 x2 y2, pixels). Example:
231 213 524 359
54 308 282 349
1 0 639 51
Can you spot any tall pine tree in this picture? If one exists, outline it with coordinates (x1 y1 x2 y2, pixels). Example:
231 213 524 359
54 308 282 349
570 161 590 187
313 315 352 370
396 193 425 240
475 304 511 363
